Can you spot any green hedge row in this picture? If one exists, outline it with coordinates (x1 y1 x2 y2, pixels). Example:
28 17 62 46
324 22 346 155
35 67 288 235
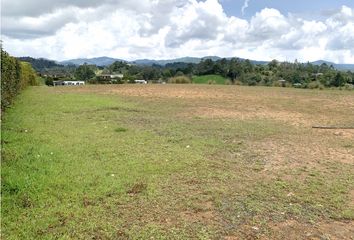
1 49 38 111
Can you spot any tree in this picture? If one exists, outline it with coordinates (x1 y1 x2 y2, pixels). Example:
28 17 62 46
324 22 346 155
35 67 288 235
268 59 279 70
227 58 242 82
332 72 346 87
74 64 95 81
196 59 215 75
108 61 129 73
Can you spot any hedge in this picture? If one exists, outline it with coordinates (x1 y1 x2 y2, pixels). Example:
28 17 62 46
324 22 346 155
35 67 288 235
1 49 38 111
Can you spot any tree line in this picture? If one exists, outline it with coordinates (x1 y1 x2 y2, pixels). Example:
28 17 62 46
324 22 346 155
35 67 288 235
19 56 353 89
70 58 353 88
1 50 39 111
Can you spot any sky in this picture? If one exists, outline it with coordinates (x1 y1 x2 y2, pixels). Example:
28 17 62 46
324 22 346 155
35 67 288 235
1 0 354 63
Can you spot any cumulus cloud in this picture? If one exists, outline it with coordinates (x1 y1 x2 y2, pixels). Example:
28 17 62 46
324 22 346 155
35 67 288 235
247 8 290 43
165 0 225 47
2 0 354 63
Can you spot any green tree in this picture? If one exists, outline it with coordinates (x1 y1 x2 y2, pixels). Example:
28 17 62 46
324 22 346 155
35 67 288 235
227 58 242 82
74 64 95 81
332 72 346 87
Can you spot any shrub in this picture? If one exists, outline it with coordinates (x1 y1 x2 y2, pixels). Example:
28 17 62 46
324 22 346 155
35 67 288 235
1 49 38 111
168 76 191 84
344 84 353 90
225 80 233 85
45 78 54 86
207 80 216 84
307 81 325 89
234 80 243 85
111 78 124 84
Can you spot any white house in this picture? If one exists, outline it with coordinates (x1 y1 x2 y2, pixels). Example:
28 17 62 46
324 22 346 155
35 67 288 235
134 80 147 84
53 81 85 86
110 74 124 79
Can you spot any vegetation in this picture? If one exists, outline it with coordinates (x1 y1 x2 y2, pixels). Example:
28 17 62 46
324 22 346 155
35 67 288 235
168 76 191 84
14 54 353 88
2 85 353 239
1 49 38 111
17 57 64 72
74 63 96 81
192 74 227 85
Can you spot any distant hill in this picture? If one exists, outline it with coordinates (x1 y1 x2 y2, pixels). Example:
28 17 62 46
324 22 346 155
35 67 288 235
17 57 63 71
132 56 270 66
311 60 354 71
60 57 125 66
28 55 354 71
132 56 222 65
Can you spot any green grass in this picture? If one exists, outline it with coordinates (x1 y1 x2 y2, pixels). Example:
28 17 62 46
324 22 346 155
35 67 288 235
192 75 228 85
2 85 353 239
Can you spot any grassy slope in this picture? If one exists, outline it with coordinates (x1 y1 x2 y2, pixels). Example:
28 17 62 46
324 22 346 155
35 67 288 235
2 85 353 239
192 75 227 85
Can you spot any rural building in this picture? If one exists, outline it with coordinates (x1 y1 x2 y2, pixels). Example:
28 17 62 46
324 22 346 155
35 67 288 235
134 80 147 84
96 73 124 83
278 79 286 87
312 73 323 77
110 74 124 79
40 73 72 79
53 81 85 86
98 74 111 80
97 73 123 80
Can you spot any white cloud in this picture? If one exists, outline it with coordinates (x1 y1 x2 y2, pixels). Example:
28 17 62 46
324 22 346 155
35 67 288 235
2 0 354 63
241 0 250 16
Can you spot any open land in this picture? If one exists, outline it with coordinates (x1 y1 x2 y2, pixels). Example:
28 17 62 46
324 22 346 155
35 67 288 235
2 84 354 239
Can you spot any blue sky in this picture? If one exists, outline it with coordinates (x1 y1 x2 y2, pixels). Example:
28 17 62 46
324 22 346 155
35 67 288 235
2 0 354 63
221 0 354 19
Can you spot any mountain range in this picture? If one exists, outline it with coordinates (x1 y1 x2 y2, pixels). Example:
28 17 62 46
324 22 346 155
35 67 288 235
59 56 354 71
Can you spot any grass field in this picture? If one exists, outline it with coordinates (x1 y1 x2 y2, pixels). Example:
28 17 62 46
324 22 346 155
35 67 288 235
2 85 354 239
192 75 228 85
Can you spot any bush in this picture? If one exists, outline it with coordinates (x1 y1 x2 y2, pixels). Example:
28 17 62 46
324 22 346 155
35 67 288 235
208 80 216 84
1 49 38 111
307 81 325 89
45 78 54 86
344 84 354 90
168 76 191 84
20 62 39 86
234 80 243 85
111 78 124 84
225 80 233 85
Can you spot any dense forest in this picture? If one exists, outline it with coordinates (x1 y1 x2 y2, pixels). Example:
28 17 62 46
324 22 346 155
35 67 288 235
1 50 39 111
19 56 354 89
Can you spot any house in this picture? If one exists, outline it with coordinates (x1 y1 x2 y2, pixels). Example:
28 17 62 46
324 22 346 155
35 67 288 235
42 73 71 79
97 73 123 80
53 81 85 86
110 74 124 79
96 73 124 83
312 73 323 77
278 79 286 87
98 74 112 81
134 80 147 84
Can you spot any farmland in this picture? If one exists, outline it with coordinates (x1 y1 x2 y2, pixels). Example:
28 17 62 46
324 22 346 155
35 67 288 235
2 85 354 239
